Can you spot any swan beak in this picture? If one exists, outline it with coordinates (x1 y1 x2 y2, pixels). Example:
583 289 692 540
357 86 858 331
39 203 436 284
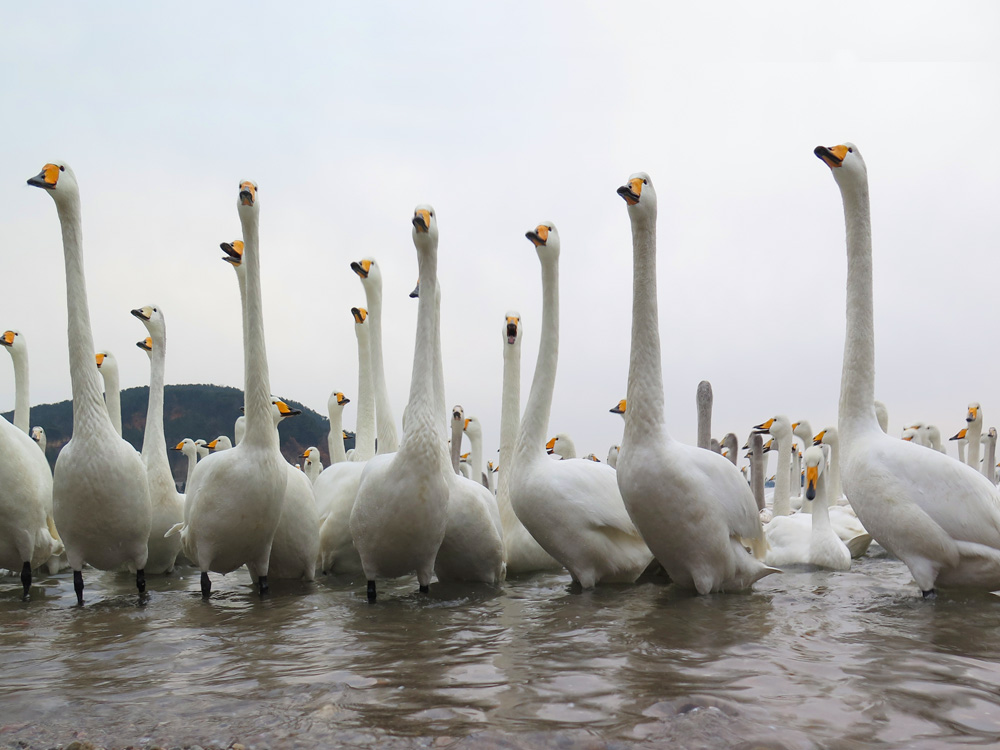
221 240 244 266
815 145 848 169
336 393 350 406
526 225 549 247
506 316 519 345
275 400 302 417
610 399 627 415
805 466 818 500
27 164 60 190
950 429 967 441
351 259 372 279
239 181 257 206
762 439 775 452
616 178 643 205
967 407 978 422
412 209 430 233
464 418 471 431
131 307 152 321
409 280 420 298
753 418 775 434
813 430 826 446
300 449 311 459
207 439 219 451
545 437 557 454
136 337 152 352
172 441 184 451
95 353 105 368
352 307 368 324
0 331 14 347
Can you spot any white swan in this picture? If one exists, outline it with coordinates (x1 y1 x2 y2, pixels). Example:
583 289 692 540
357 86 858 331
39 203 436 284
764 445 851 571
349 205 450 600
607 445 620 469
497 311 562 574
509 221 652 588
817 141 1000 595
326 391 350 464
351 258 399 454
94 350 122 437
172 438 200 491
173 179 287 597
132 305 184 574
753 415 796 517
207 436 233 453
615 172 771 593
31 426 47 455
983 427 998 484
463 415 489 487
348 307 376 461
300 446 323 484
28 161 151 604
545 432 577 460
965 403 983 470
0 329 60 597
950 427 969 464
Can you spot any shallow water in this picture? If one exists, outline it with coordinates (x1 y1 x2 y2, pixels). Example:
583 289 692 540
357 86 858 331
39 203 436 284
4 548 1000 749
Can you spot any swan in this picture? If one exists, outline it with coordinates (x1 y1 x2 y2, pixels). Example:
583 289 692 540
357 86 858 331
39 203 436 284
28 161 150 604
496 311 562 574
753 416 796 517
463 415 490 487
696 380 713 450
817 141 1000 595
172 180 287 597
545 432 577 460
950 427 969 464
351 258 399 454
983 427 998 483
0 329 60 598
965 403 983 470
615 172 771 593
207 436 233 452
327 391 350 464
720 433 739 467
172 438 201 491
300 446 323 483
348 307 376 461
607 445 620 469
486 461 497 495
349 205 451 600
764 445 851 571
194 439 210 461
31 426 47 455
509 221 652 588
94 350 122 437
132 306 184 574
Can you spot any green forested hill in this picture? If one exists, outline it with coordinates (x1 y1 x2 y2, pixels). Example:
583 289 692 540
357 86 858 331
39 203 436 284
3 384 354 490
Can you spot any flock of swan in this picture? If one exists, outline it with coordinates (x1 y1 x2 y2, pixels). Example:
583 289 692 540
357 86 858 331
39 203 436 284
5 143 1000 608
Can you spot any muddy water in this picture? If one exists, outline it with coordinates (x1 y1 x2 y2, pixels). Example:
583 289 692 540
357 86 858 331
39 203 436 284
4 548 1000 749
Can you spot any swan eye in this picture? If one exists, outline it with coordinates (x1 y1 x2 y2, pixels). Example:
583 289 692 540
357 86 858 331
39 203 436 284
848 148 853 153
643 179 647 184
59 165 65 172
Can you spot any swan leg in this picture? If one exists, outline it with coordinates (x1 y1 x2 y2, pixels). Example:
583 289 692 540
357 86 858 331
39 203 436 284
20 561 31 600
136 569 146 595
73 570 84 606
257 575 269 596
922 588 937 599
200 571 212 598
367 580 376 602
418 584 430 594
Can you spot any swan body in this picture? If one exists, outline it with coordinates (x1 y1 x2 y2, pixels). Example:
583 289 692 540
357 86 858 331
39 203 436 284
509 222 651 588
29 161 151 604
615 173 771 594
817 141 1000 594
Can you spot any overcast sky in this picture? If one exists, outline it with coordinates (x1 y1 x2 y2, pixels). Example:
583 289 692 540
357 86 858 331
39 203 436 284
2 2 999 476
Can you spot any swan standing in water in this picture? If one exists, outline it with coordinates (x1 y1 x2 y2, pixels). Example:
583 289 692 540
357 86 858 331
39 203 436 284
816 142 1000 595
132 306 184 574
171 180 287 598
350 205 450 601
94 350 123 437
615 172 771 593
28 161 151 605
508 221 651 588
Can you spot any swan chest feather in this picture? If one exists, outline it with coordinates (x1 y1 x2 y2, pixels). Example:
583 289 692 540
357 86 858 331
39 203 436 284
266 465 319 580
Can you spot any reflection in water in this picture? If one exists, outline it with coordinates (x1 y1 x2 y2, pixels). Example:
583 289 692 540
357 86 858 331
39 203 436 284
3 547 1000 749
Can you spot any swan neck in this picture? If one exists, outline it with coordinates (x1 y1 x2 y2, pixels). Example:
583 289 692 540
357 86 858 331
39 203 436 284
516 256 559 463
366 285 399 454
450 416 463 474
9 347 30 433
811 478 832 531
354 325 376 460
327 407 347 463
772 434 792 516
696 384 713 451
497 340 520 518
966 421 982 468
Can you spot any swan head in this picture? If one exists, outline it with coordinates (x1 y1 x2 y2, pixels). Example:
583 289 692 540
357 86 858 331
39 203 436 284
136 336 153 355
547 432 576 459
802 445 826 501
270 397 302 426
754 415 792 439
172 438 198 458
27 161 79 204
194 438 210 458
94 349 118 375
0 329 26 357
351 307 368 325
464 415 483 439
207 436 232 452
504 311 521 347
814 143 867 190
31 426 45 443
412 205 438 249
525 222 560 260
131 304 165 341
617 172 656 220
452 404 465 423
901 428 916 442
610 399 626 417
351 257 382 291
221 240 244 267
328 390 350 412
967 402 982 426
238 180 258 209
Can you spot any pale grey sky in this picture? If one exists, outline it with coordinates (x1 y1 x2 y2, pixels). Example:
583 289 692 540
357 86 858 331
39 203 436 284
2 2 999 476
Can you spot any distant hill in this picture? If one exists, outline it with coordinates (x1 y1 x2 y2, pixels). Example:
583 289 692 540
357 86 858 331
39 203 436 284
2 384 354 490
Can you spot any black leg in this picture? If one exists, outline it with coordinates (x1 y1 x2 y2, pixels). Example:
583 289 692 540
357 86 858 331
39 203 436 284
201 571 212 598
418 584 429 594
73 570 84 606
922 588 936 600
367 580 377 602
20 561 31 600
258 575 269 596
136 569 146 594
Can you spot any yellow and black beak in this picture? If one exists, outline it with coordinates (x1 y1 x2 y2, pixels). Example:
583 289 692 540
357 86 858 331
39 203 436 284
136 337 152 352
221 240 244 266
131 307 152 322
409 280 420 298
207 439 219 451
814 145 848 169
753 418 775 434
27 163 61 190
351 259 372 279
545 436 557 454
526 224 549 247
610 399 626 415
239 181 257 206
967 407 979 423
95 353 106 368
300 448 311 459
413 209 430 233
351 307 368 324
950 428 967 441
506 316 519 344
336 392 350 406
172 441 184 451
616 177 643 206
0 331 14 347
812 430 826 446
274 399 302 417
805 466 818 500
464 418 471 431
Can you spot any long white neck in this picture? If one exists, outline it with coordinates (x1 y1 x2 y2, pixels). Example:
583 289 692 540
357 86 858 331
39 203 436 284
623 211 666 447
56 194 113 438
450 417 463 474
183 446 198 489
327 406 347 463
353 324 376 460
957 439 967 464
238 208 277 450
141 326 172 487
967 420 982 469
432 285 447 435
982 434 995 481
790 445 801 495
100 364 123 437
516 256 560 464
696 381 712 450
811 470 833 534
772 433 792 517
498 337 521 528
8 346 30 434
469 429 484 484
750 436 765 512
826 432 843 500
837 174 879 442
366 282 398 454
